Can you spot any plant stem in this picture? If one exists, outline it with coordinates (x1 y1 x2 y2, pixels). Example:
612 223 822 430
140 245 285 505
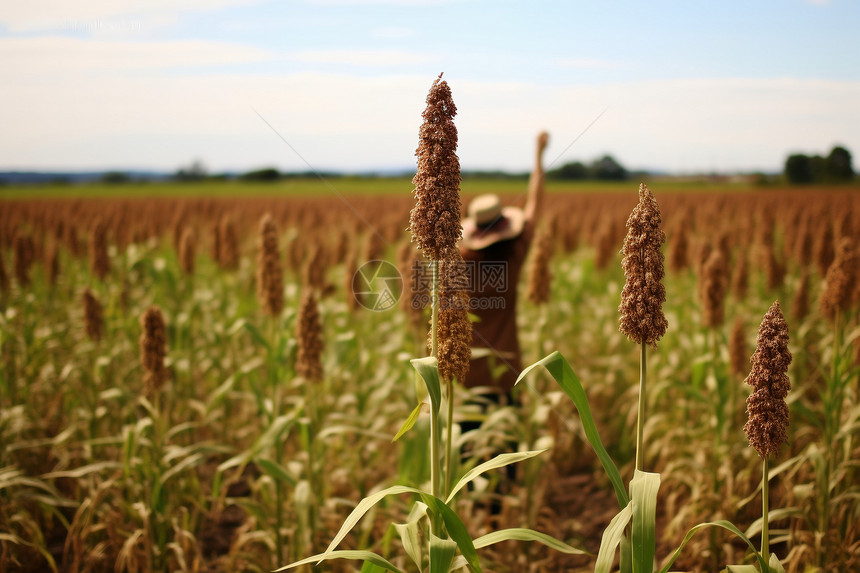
635 342 647 473
445 377 454 497
429 259 442 534
761 456 770 572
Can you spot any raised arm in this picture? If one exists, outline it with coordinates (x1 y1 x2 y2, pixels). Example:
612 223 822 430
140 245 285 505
523 131 549 224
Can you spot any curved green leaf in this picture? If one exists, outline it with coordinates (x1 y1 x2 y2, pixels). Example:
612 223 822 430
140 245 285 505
630 470 660 573
392 402 423 442
516 351 629 508
446 449 547 503
319 485 419 560
411 357 441 415
419 494 482 573
430 533 458 573
472 528 589 555
393 501 428 570
658 520 766 573
274 550 404 572
595 502 633 573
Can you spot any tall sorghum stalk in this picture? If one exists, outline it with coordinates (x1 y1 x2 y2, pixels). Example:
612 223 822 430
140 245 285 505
618 183 668 473
138 305 171 570
817 236 857 559
743 300 792 570
409 73 463 515
526 225 553 363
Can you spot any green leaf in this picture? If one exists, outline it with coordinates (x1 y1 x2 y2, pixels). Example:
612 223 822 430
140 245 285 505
429 533 458 573
419 494 482 573
411 357 441 415
393 502 428 570
630 470 660 573
472 528 589 554
595 502 633 573
216 413 295 472
392 402 423 443
516 351 629 508
446 449 547 503
724 565 759 573
658 521 767 573
274 550 405 573
256 458 298 486
769 553 786 573
744 507 802 537
319 485 420 561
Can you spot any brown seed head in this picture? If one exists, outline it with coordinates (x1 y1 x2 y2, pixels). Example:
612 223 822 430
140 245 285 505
256 213 284 317
813 223 835 278
668 219 689 273
409 74 462 261
295 290 324 381
618 183 668 346
731 249 749 300
744 301 792 459
88 217 110 281
179 226 196 276
792 269 810 320
526 225 554 305
729 316 749 378
435 248 471 382
0 250 8 294
82 288 104 342
140 305 168 396
701 250 729 328
820 237 858 320
13 232 33 287
220 215 240 271
45 239 60 287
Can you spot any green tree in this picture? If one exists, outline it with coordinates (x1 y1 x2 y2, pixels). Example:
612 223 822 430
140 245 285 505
785 154 813 184
825 146 854 182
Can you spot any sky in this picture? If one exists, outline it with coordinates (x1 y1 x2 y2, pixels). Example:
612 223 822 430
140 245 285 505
1 0 859 175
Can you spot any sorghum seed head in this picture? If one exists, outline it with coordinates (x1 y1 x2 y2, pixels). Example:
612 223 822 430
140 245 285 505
256 213 284 317
140 305 168 397
82 288 104 342
744 300 792 459
618 183 668 346
435 248 471 383
820 237 857 321
409 74 462 261
295 290 324 381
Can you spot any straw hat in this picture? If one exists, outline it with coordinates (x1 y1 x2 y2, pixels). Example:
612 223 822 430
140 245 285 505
461 194 526 250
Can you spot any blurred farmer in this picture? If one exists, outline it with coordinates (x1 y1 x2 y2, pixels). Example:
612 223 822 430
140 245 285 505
459 131 549 401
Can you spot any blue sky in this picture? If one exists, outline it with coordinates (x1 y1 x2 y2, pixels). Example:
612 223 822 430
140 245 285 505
2 0 858 174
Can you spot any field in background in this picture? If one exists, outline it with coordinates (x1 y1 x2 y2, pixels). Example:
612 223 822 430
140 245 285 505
0 185 858 572
0 175 781 200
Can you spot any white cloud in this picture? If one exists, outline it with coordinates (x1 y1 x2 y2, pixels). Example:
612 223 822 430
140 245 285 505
2 37 858 174
0 0 259 33
370 26 415 39
0 36 273 75
554 57 621 70
290 49 433 67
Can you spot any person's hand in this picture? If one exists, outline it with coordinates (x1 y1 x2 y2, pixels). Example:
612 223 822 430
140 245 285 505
536 131 549 154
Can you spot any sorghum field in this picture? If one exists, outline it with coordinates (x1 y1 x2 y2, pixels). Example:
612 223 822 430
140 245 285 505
1 182 859 572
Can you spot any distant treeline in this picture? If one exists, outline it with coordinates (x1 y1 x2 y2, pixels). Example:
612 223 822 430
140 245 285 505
784 145 854 184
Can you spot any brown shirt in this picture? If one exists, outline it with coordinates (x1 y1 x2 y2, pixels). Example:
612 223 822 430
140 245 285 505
460 221 534 392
